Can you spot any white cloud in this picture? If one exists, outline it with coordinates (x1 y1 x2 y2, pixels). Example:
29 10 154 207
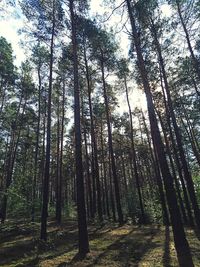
0 17 26 66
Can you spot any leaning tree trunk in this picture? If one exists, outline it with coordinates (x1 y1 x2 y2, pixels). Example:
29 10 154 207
159 75 194 227
142 112 170 225
151 19 200 230
126 1 194 265
156 108 188 225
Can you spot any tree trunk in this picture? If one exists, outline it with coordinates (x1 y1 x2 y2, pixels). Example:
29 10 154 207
84 43 102 221
69 0 89 255
151 19 199 230
32 64 42 222
176 0 200 81
142 112 170 225
108 152 116 222
82 97 93 220
156 108 188 225
56 88 61 224
58 81 65 222
124 76 145 223
40 1 55 240
0 98 26 223
126 1 194 265
100 54 123 224
100 119 110 218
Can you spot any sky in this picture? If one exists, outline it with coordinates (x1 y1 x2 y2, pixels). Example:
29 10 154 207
0 1 27 64
0 0 171 114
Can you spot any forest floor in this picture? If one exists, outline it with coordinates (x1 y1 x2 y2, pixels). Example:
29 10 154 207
0 219 200 267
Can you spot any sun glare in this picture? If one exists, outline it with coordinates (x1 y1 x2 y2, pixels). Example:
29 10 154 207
160 4 172 17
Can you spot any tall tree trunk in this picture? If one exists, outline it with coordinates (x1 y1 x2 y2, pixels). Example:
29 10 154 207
108 151 116 222
57 81 65 222
142 112 170 225
56 89 61 223
159 74 194 227
0 98 26 223
156 108 188 225
124 76 145 223
40 1 55 240
100 120 110 218
100 54 123 224
126 1 194 265
84 43 102 221
82 96 93 220
151 19 200 230
32 65 42 222
69 0 89 255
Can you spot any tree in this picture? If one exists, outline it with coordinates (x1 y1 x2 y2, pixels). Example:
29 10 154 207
31 44 49 222
0 60 35 223
125 0 194 265
92 29 124 224
117 59 145 223
69 0 89 256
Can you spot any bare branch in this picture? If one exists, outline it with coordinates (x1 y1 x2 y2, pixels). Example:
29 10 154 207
100 1 126 23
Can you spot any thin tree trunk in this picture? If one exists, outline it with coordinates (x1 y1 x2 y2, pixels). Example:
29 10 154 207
56 89 61 223
58 81 65 221
100 119 110 218
176 0 200 80
82 97 93 220
100 53 123 224
32 65 42 222
84 43 102 221
124 76 145 223
108 152 116 222
40 1 55 240
1 99 27 223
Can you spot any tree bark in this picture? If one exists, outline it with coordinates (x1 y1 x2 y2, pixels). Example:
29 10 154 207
69 0 89 255
150 18 199 230
40 0 55 240
84 43 102 221
124 76 145 223
126 1 194 265
100 54 123 224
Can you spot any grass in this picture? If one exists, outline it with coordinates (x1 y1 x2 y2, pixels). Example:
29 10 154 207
0 220 200 266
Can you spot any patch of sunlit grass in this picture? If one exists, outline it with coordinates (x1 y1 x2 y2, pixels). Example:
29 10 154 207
1 221 200 267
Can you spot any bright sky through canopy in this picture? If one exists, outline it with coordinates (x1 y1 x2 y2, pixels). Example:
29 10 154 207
0 0 172 113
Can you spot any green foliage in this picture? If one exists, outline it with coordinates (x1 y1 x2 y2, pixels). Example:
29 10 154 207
0 36 16 85
7 186 32 218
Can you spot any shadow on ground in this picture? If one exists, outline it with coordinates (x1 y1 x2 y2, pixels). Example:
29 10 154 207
1 221 200 267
